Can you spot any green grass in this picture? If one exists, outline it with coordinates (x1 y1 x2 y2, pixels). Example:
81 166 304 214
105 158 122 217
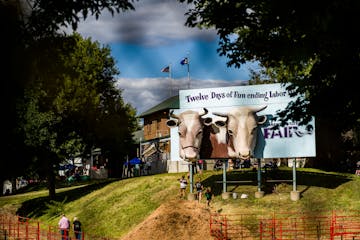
1 168 359 239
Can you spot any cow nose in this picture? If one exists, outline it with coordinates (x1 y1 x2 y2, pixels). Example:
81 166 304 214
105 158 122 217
183 146 198 159
239 150 251 159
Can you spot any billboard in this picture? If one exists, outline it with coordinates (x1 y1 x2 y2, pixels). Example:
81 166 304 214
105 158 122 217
169 83 316 161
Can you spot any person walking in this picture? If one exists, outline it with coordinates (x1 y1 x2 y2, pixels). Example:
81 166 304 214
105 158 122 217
204 187 213 208
194 178 204 203
58 214 70 240
355 161 360 176
178 175 188 199
73 217 82 240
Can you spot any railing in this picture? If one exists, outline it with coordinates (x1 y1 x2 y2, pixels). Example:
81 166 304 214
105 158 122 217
210 211 360 240
0 214 117 240
331 212 360 240
260 213 332 239
2 211 360 240
210 213 228 240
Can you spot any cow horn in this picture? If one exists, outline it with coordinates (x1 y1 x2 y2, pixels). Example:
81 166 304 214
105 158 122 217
199 108 208 116
212 112 228 118
250 105 267 113
170 110 179 119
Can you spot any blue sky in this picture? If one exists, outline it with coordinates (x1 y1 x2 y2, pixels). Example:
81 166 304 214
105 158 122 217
73 0 258 114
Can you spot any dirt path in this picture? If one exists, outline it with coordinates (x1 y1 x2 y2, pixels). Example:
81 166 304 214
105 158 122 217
120 199 214 240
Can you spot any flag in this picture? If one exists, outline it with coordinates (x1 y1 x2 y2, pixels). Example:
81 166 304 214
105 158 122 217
180 57 188 65
161 66 170 73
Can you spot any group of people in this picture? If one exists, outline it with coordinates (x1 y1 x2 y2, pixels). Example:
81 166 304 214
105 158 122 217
58 214 82 240
123 160 152 178
178 175 213 207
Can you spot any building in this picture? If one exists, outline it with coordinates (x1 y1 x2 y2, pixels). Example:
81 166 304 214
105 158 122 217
137 95 184 174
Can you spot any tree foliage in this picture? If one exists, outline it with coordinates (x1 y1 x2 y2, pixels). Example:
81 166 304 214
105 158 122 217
19 0 135 38
17 34 138 198
181 0 359 125
180 0 360 168
1 0 137 196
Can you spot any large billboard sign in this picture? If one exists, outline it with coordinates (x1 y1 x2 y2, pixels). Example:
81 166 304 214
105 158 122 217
168 83 316 161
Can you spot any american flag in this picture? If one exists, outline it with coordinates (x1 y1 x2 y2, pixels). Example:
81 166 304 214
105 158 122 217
161 66 170 73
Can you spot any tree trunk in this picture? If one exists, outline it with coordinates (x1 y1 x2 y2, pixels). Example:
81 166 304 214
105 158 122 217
48 170 56 199
47 153 57 200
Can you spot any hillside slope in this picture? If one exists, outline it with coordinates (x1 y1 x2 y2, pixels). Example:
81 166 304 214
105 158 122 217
1 169 360 239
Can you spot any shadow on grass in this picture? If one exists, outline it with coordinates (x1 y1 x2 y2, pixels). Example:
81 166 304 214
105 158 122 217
16 179 119 218
15 170 353 218
201 169 351 197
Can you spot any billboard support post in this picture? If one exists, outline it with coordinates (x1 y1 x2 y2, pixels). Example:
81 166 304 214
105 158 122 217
222 160 227 193
292 159 297 191
255 158 265 198
189 162 194 193
290 158 300 201
257 158 262 192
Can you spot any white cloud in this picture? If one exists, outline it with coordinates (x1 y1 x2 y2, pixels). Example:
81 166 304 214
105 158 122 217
75 0 216 45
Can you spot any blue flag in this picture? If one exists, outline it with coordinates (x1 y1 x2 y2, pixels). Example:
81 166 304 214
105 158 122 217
180 57 188 65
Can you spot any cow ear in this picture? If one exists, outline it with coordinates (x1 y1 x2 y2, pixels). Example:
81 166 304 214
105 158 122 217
257 115 267 125
203 117 212 126
166 119 178 128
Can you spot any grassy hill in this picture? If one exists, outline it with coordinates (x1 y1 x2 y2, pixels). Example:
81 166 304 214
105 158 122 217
1 167 360 239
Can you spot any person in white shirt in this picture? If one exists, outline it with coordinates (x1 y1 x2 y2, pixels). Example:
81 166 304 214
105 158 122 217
178 175 188 199
58 214 70 240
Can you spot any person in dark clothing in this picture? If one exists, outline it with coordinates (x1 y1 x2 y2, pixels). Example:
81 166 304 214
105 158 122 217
72 217 82 240
204 187 213 207
194 178 204 203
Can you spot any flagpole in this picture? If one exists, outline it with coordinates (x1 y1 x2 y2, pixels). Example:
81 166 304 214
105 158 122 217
169 63 172 97
161 64 172 97
180 54 190 89
187 60 190 89
187 53 190 89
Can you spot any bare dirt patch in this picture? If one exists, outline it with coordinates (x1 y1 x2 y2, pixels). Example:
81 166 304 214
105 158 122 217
120 199 214 240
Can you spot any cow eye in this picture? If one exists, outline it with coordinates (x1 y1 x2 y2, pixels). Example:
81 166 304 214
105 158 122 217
196 130 203 137
178 131 183 137
228 129 234 136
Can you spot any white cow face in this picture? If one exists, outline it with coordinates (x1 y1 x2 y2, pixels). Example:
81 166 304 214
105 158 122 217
213 106 267 159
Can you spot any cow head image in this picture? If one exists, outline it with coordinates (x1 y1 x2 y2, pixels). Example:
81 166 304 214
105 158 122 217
166 108 210 161
213 105 267 159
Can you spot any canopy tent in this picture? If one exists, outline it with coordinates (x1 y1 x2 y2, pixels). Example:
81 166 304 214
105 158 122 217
123 157 142 166
59 164 75 170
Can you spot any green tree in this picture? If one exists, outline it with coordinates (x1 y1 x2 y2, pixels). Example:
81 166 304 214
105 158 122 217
180 0 360 169
1 0 136 195
18 33 137 199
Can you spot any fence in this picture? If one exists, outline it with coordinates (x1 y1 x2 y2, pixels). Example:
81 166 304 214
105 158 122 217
2 211 360 240
0 214 116 240
210 211 360 240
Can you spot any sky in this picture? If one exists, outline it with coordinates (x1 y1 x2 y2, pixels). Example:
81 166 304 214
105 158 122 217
73 0 259 114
